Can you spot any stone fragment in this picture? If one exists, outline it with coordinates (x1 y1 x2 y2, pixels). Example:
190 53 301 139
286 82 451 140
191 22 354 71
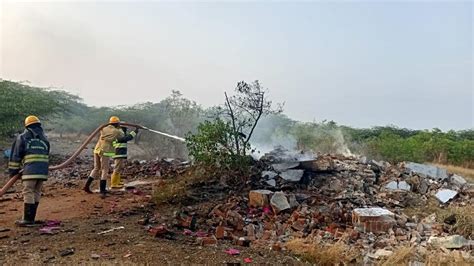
299 157 335 172
385 181 411 191
352 207 395 233
265 179 276 187
428 235 468 249
270 192 291 214
405 162 448 181
272 162 300 171
249 190 273 207
261 171 278 179
450 174 467 187
368 249 393 259
287 194 299 208
435 189 458 203
279 170 304 182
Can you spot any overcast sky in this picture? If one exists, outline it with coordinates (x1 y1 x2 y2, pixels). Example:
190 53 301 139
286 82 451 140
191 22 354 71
0 1 472 130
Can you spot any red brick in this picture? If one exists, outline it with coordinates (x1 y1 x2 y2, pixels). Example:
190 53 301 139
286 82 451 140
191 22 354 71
215 225 225 239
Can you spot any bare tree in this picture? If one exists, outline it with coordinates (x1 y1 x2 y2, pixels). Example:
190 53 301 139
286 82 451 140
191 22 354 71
224 80 283 156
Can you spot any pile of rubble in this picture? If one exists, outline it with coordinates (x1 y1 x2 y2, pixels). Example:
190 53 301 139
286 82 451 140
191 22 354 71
149 148 473 262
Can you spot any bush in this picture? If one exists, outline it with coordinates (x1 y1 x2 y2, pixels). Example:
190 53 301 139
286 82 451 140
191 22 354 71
186 119 251 171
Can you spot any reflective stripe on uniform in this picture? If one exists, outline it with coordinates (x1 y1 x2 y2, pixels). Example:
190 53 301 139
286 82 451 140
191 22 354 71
22 174 48 180
103 152 115 157
8 161 21 169
130 131 137 137
113 155 127 159
24 154 49 164
114 143 127 148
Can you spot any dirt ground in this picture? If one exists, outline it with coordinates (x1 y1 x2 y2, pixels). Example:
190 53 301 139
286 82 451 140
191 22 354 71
0 177 300 265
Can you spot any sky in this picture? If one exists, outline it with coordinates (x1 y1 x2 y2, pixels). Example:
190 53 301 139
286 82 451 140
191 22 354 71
0 1 472 130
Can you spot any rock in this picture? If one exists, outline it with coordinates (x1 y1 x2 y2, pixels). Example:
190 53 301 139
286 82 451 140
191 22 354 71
405 162 448 181
418 178 429 194
272 162 300 171
59 248 75 257
249 190 273 207
435 189 458 203
91 254 101 259
299 157 335 172
287 194 299 208
368 249 393 259
261 171 278 179
270 192 291 214
428 235 468 249
352 207 395 233
370 160 386 171
450 174 466 188
279 170 304 182
265 179 276 187
385 181 411 191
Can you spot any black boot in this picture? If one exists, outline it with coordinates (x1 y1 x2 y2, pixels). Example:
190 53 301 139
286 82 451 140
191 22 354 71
33 202 45 224
15 203 35 227
83 176 94 194
99 180 107 198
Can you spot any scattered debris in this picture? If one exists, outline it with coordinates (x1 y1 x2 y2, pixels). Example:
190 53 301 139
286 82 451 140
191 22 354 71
368 249 394 259
98 226 125 235
249 190 272 207
224 248 240 255
428 235 468 249
435 189 458 203
405 162 448 181
270 192 291 214
279 169 304 182
386 181 411 191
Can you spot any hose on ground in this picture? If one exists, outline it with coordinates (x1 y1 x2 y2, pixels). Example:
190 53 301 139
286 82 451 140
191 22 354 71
0 123 145 197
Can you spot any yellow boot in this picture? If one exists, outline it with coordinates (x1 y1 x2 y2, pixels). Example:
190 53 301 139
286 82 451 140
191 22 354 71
110 172 123 189
117 173 125 186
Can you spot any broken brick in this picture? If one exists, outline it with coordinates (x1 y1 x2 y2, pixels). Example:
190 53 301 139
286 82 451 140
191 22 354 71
215 225 225 239
352 208 395 233
249 190 273 208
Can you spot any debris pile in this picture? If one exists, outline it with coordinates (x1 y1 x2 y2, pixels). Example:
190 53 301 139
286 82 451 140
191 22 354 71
146 148 473 262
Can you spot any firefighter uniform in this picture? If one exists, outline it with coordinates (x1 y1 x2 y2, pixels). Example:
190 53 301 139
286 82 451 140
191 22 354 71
110 127 137 188
8 115 50 226
83 116 124 197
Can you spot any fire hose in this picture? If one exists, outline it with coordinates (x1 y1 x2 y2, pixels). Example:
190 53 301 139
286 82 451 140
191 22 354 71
0 123 185 197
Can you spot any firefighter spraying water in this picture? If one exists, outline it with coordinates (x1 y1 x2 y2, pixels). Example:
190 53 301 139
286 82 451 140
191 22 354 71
0 116 186 201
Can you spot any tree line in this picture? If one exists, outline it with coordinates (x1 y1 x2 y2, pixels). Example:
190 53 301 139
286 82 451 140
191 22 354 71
1 79 472 167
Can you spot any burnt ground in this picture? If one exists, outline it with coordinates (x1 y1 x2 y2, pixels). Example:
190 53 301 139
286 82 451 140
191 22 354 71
0 178 300 265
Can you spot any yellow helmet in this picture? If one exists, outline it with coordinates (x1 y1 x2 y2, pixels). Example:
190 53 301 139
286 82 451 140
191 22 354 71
109 116 120 124
24 115 41 127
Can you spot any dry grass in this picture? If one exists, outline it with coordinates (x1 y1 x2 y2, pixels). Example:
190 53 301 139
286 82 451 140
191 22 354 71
436 205 474 238
403 197 443 219
286 238 358 265
380 246 414 266
425 251 474 266
381 246 474 266
432 163 474 183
